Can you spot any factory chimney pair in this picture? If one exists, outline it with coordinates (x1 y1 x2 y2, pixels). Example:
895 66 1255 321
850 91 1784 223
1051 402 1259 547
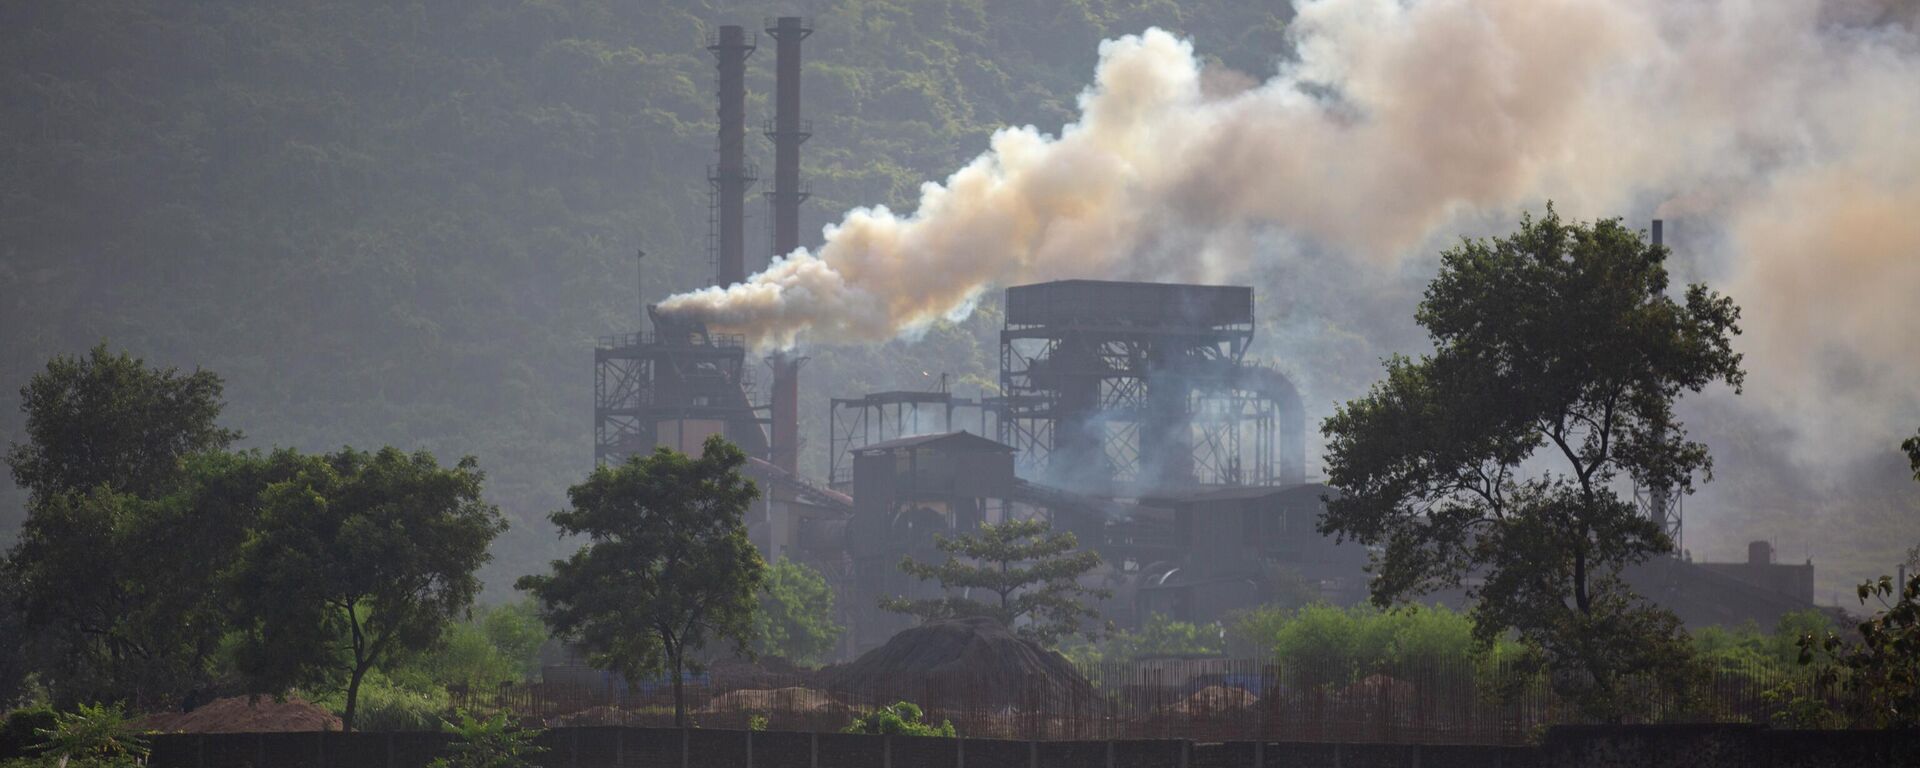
709 17 811 474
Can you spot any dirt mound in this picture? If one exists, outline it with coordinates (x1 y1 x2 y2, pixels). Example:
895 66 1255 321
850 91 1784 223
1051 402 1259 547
704 687 837 713
825 617 1094 709
705 655 816 692
547 706 632 727
137 696 341 733
1170 685 1260 713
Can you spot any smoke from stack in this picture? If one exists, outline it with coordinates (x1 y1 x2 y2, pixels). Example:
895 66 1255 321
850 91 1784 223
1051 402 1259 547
660 0 1920 465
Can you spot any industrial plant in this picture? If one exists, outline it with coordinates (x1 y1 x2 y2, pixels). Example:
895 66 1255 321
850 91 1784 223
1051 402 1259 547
594 19 1823 661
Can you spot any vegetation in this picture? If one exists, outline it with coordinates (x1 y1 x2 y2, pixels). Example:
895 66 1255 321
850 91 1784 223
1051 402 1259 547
841 701 956 737
2 347 249 707
1798 573 1920 728
1320 209 1744 721
226 447 506 731
427 710 546 768
1062 613 1224 668
883 519 1108 646
518 435 766 728
753 558 844 667
0 703 146 768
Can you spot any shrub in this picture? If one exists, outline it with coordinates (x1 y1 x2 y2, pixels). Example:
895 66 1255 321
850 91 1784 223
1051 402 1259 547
0 703 146 768
0 707 56 761
428 710 545 768
841 702 955 737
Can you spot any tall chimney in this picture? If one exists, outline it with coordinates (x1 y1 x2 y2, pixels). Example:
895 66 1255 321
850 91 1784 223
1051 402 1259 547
1648 218 1678 552
707 25 755 287
765 16 812 475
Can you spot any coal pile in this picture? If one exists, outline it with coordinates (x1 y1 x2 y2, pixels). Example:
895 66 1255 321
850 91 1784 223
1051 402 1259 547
825 617 1093 709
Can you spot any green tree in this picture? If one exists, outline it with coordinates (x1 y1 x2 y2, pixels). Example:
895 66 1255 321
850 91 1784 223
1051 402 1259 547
1320 208 1744 721
5 344 239 502
1065 613 1224 668
1800 573 1920 728
753 558 844 667
2 347 253 705
517 436 765 728
1904 428 1920 481
882 519 1108 646
227 447 506 732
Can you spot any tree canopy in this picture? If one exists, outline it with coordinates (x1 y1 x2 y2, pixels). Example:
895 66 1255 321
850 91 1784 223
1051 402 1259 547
2 347 256 707
226 447 506 732
882 518 1108 646
518 435 765 727
5 344 238 502
753 557 844 667
1319 208 1744 720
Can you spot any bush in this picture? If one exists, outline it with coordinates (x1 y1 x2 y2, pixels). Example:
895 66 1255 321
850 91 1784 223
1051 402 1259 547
0 707 56 761
0 703 146 768
308 672 449 732
841 702 955 737
428 710 545 768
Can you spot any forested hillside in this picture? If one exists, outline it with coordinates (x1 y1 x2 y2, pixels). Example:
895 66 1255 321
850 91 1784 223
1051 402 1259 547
0 0 1295 591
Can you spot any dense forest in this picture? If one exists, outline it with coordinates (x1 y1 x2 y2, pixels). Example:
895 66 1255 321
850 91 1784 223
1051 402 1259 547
1 0 1910 598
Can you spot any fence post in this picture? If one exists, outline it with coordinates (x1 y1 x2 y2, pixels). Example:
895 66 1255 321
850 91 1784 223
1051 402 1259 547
809 731 818 768
1105 739 1114 768
680 727 689 768
746 728 754 768
956 735 965 768
316 729 325 768
883 734 892 768
255 733 265 768
1028 740 1038 768
616 729 624 768
1254 739 1263 768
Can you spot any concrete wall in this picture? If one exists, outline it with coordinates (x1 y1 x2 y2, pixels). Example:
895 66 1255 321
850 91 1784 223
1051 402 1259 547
142 725 1919 768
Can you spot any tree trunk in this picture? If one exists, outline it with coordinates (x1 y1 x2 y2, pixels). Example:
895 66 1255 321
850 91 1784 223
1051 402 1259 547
672 651 687 729
344 663 368 733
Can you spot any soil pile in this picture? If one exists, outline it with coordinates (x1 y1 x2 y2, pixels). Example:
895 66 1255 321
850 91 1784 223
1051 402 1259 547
703 687 837 713
1170 685 1260 713
824 617 1093 709
138 696 341 733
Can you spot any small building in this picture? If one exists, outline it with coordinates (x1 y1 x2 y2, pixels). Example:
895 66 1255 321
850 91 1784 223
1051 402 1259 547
845 431 1020 650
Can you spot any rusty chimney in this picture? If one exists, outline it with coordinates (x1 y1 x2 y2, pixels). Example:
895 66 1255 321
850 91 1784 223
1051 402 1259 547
707 25 756 287
765 16 812 475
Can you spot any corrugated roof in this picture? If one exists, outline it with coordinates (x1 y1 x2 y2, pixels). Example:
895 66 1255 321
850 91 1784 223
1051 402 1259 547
848 430 1014 454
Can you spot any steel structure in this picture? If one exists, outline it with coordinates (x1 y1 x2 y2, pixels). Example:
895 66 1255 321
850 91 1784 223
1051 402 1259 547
593 311 768 464
827 384 991 488
1637 219 1684 553
593 23 772 467
764 16 814 474
991 280 1304 494
706 25 756 286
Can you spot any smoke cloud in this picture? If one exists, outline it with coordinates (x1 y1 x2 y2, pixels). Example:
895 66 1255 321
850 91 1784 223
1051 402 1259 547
661 0 1920 464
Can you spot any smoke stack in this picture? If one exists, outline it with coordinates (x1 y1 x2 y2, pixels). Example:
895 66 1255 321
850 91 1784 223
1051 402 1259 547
766 16 812 474
1652 218 1663 248
707 25 756 287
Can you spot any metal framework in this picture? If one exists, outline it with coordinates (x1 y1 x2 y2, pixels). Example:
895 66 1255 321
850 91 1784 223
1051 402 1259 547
990 280 1292 494
593 314 768 465
827 385 991 488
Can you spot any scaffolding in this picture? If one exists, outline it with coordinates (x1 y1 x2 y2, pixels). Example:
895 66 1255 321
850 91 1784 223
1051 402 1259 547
989 280 1301 494
593 310 769 465
826 382 991 490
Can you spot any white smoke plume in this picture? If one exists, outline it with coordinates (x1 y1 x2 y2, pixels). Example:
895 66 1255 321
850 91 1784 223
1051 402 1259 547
661 0 1920 463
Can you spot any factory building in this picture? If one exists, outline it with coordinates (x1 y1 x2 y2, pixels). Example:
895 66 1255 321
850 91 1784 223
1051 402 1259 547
589 19 1821 662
